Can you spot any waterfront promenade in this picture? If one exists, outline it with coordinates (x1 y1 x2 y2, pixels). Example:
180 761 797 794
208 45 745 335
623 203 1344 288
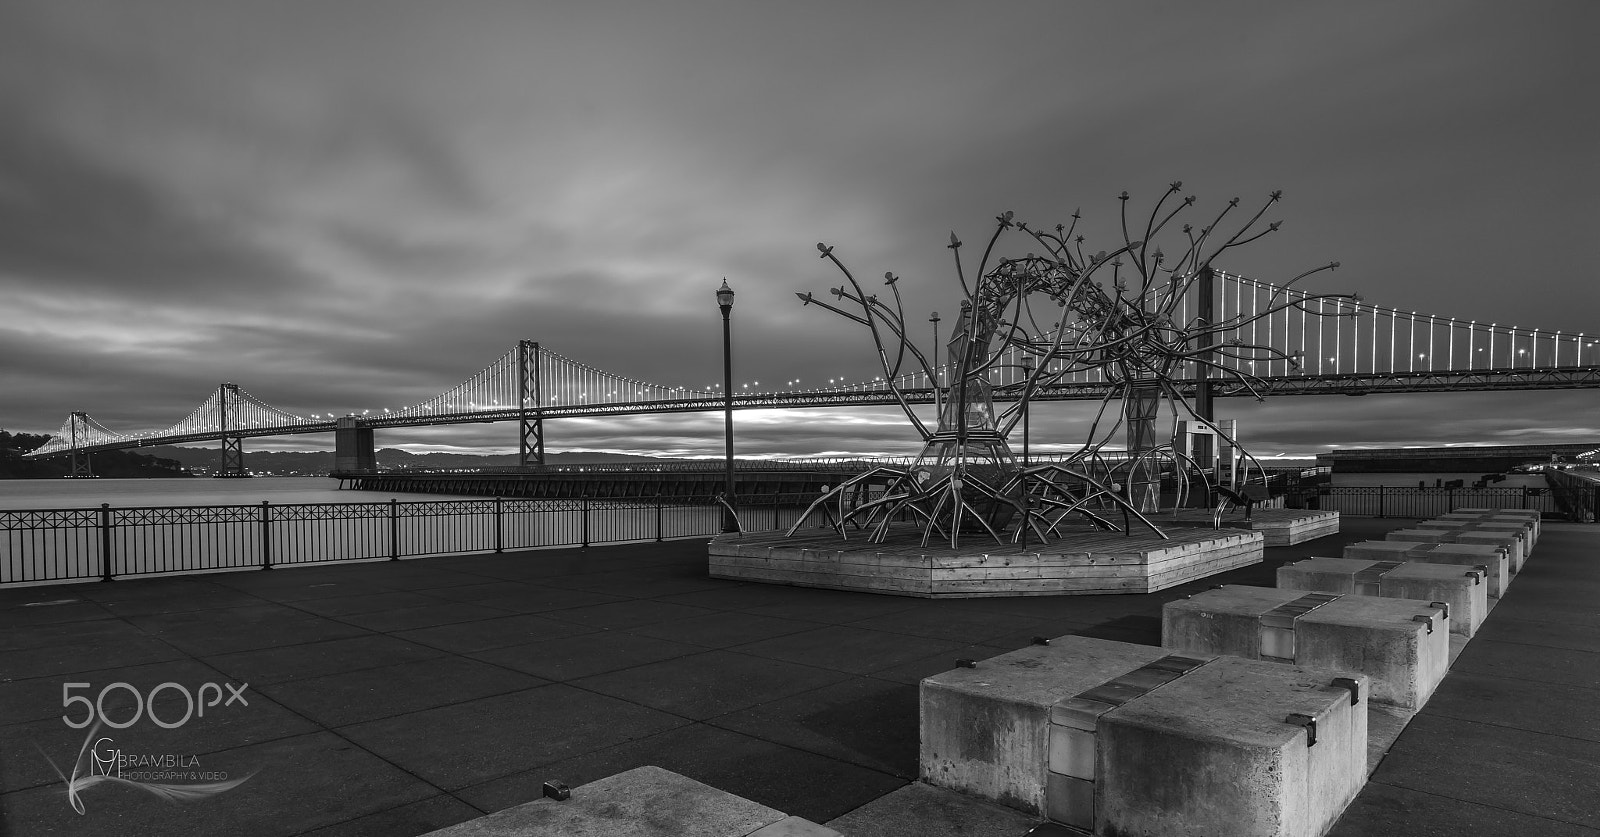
2 518 1597 835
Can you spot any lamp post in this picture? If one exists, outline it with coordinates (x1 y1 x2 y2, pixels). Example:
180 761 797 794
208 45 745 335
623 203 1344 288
930 311 941 415
716 279 738 533
1020 354 1034 548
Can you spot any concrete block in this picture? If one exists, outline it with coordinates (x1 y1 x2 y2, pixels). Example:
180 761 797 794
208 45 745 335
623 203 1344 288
1452 531 1527 572
921 635 1368 837
420 765 811 837
1434 513 1539 548
1092 655 1367 837
1415 519 1534 561
1277 557 1488 637
1385 527 1524 574
920 635 1171 814
1451 508 1541 542
1343 540 1508 598
1163 585 1449 709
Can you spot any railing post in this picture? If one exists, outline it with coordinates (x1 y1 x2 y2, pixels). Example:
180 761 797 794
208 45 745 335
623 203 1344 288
261 501 273 570
389 498 400 560
495 496 504 554
655 494 664 542
582 497 590 549
99 503 114 582
774 494 780 531
1377 486 1385 518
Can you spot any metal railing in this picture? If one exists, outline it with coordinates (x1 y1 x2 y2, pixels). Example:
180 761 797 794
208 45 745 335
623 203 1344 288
0 493 825 586
1280 484 1600 520
10 480 1593 587
1544 469 1600 523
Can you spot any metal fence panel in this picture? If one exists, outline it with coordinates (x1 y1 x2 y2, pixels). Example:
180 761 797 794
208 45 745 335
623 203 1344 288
3 483 1592 586
0 508 101 584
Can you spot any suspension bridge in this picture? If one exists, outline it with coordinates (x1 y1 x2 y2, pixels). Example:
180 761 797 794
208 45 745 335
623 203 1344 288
25 269 1600 475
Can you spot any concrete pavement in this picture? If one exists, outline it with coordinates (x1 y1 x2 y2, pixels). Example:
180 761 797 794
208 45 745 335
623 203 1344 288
1 517 1595 835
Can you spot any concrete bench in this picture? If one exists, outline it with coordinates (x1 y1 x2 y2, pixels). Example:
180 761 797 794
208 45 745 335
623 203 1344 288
1277 557 1488 637
1344 540 1508 598
1436 512 1540 549
1415 518 1535 560
921 635 1367 837
1385 527 1525 574
1450 508 1542 543
419 765 841 837
1163 585 1449 709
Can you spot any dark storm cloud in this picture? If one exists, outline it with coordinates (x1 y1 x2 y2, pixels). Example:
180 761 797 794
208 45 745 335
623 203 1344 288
1 0 1594 459
0 121 314 300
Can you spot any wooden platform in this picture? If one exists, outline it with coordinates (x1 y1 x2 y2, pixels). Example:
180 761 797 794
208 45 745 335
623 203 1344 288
707 524 1263 597
1169 507 1341 546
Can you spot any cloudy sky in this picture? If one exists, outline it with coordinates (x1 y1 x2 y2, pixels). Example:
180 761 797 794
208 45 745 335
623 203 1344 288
1 0 1595 460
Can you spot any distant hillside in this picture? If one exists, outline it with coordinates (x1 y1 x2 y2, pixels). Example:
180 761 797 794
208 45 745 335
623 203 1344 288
0 431 192 479
143 446 668 475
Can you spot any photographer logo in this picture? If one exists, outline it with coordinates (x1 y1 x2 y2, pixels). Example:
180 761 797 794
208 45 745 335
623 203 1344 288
41 680 257 815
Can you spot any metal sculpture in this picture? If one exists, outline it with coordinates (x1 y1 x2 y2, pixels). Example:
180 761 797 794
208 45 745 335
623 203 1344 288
789 184 1357 547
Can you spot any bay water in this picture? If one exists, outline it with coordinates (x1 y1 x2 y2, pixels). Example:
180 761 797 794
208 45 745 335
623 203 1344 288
0 476 461 510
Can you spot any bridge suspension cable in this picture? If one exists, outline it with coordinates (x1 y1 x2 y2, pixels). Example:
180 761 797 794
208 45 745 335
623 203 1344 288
22 271 1600 460
835 270 1600 396
380 343 719 422
26 383 322 457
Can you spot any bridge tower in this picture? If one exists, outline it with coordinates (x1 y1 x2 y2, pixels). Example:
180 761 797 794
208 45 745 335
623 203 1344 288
1124 377 1163 512
1190 265 1218 502
518 339 545 466
67 411 94 478
216 382 249 478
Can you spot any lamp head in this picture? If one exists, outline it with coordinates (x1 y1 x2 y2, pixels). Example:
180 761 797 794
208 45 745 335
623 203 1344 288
715 278 735 311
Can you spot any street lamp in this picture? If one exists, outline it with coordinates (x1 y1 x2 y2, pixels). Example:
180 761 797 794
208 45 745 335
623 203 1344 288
716 279 738 533
930 311 941 414
1020 354 1034 549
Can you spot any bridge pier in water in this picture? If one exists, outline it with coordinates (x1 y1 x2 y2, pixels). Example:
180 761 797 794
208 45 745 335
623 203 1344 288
335 416 377 472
